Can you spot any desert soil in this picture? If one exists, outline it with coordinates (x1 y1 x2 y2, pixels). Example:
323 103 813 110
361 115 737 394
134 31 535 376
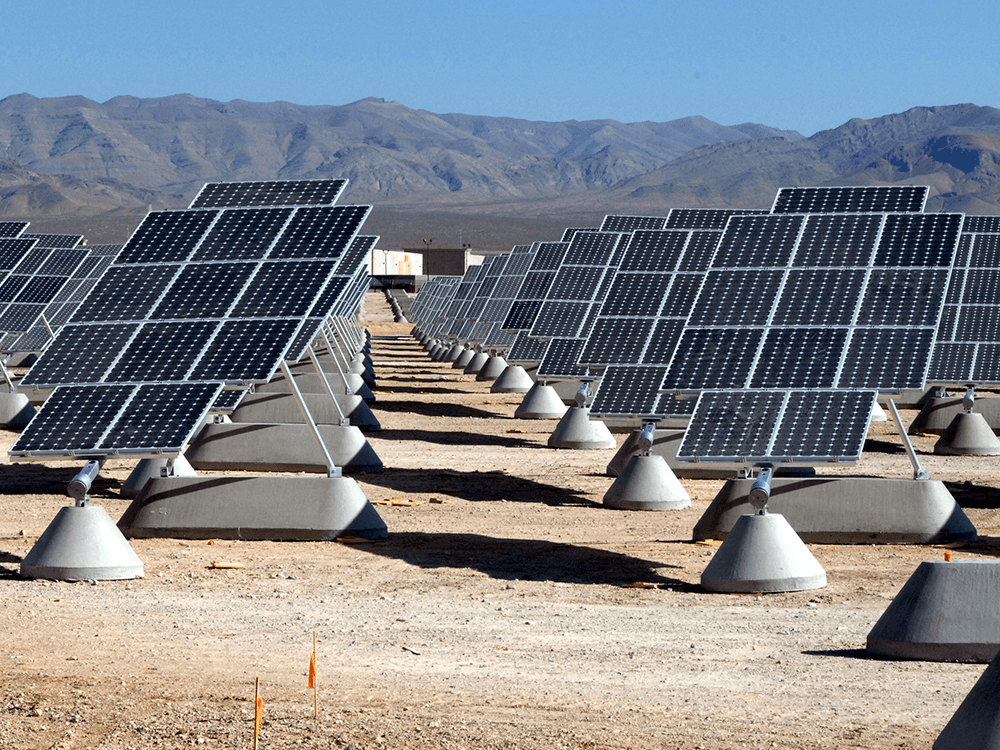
1 292 999 749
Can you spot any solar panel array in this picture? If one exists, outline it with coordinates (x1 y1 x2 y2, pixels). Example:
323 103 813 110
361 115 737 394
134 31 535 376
20 233 82 249
660 211 961 395
530 231 626 380
503 242 571 365
11 180 371 459
190 178 346 209
928 217 1000 384
585 222 726 419
0 245 90 344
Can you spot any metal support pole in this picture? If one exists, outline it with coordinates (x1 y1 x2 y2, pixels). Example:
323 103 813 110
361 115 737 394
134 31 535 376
886 398 929 480
307 344 349 425
637 421 657 455
280 360 341 478
319 323 354 396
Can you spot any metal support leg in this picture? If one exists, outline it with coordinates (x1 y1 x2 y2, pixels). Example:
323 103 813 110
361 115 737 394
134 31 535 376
280 360 342 478
887 398 929 480
307 344 350 425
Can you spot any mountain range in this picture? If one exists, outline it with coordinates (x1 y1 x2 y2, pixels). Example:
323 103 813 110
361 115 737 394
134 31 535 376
2 94 1000 230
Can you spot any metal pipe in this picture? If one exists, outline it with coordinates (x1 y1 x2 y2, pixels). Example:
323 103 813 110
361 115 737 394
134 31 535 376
886 398 929 480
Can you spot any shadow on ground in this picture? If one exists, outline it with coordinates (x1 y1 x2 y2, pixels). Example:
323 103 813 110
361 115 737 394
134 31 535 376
372 428 539 448
374 400 510 419
801 648 873 660
360 466 592 506
945 480 1000 509
359 530 696 590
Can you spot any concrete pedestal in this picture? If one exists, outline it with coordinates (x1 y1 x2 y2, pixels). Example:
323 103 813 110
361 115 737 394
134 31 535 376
867 560 1000 662
0 390 35 428
693 477 977 544
491 365 534 393
602 454 690 510
121 455 197 498
231 392 380 431
119 476 387 540
547 406 616 449
463 351 489 374
910 396 1000 435
476 355 508 381
933 412 1000 455
514 382 567 419
934 649 1000 749
452 348 475 368
185 422 383 474
21 505 144 580
700 512 827 593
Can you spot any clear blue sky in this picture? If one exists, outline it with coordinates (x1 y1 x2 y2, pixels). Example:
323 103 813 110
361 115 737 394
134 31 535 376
3 0 996 136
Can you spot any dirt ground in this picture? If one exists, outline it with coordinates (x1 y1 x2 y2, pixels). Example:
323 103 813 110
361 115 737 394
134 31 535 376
1 293 999 749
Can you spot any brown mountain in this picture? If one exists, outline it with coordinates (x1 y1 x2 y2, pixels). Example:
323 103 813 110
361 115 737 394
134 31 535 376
0 93 800 213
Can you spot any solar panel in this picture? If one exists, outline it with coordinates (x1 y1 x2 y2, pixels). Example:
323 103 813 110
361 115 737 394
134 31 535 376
529 232 623 340
10 382 223 458
581 226 724 419
661 212 961 394
20 233 82 249
665 208 768 230
929 220 1000 384
676 389 876 463
4 245 123 354
13 180 372 459
0 221 28 238
560 228 597 242
599 215 667 233
771 186 928 214
190 178 346 208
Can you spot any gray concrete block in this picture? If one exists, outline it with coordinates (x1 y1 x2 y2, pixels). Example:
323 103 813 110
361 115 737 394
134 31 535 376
231 392 380 431
867 560 1000 662
185 422 383 474
119 475 387 541
693 477 977 544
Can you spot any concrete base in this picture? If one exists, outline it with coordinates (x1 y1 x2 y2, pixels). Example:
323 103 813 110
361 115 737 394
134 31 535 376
514 382 568 420
121 455 197 499
934 649 1000 749
547 406 617 449
870 400 888 422
693 477 977 544
476 355 508 382
4 351 37 368
442 344 463 362
552 379 584 404
256 371 375 404
491 364 535 393
119 475 388 540
934 412 1000 455
463 351 489 374
185 422 383 474
231 392 381 431
910 396 1000 435
21 505 144 581
701 513 827 593
452 348 474 369
0 390 35 428
608 428 817 480
603 454 691 510
867 560 1000 662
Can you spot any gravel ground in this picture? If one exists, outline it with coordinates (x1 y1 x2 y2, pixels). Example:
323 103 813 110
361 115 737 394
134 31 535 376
0 293 998 749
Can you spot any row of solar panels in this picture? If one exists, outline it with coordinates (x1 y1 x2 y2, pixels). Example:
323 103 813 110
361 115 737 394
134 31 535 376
6 179 378 460
411 185 987 464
